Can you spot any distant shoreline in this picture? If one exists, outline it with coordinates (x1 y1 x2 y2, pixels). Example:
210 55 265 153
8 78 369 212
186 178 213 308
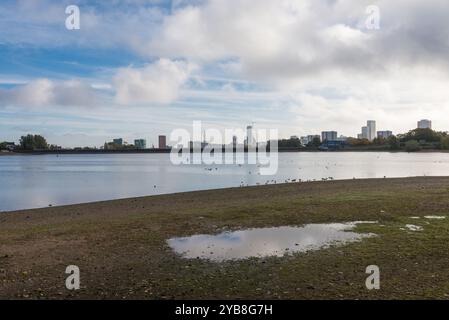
5 148 449 155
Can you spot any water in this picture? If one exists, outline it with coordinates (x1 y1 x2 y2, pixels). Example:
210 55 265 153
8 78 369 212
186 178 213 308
2 152 449 211
167 222 376 262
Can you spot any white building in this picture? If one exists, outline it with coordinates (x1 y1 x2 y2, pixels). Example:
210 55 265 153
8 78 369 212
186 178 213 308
418 119 432 129
367 120 376 141
361 126 368 140
337 135 349 142
358 121 376 141
300 135 320 146
246 125 255 147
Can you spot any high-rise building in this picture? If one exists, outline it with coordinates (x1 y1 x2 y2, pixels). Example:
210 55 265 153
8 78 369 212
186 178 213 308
246 125 255 147
158 135 167 149
361 126 368 140
367 120 376 141
358 121 376 141
377 131 392 139
232 135 238 146
321 131 337 142
418 119 432 129
134 139 146 149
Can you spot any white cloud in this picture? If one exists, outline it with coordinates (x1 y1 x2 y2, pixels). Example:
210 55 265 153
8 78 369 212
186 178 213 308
138 0 449 85
0 59 196 108
0 79 100 108
113 58 196 104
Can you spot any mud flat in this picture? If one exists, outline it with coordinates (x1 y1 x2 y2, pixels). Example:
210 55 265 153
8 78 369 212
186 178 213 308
1 176 449 299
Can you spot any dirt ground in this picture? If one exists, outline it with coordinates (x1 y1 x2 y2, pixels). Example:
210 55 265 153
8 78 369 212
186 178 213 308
1 176 449 299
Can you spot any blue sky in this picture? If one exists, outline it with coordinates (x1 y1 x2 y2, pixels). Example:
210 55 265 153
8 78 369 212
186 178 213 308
1 0 449 147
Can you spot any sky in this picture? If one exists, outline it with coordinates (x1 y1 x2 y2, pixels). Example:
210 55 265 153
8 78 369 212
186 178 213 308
1 0 449 147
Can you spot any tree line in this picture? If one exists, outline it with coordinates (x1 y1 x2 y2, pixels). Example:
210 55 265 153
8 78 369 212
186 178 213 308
347 128 449 151
0 134 59 151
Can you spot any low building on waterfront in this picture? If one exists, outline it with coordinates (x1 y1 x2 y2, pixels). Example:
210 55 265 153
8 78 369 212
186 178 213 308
134 139 147 149
321 131 338 142
159 135 167 149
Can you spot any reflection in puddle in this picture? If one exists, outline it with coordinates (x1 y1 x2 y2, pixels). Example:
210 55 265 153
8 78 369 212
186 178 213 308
167 222 376 262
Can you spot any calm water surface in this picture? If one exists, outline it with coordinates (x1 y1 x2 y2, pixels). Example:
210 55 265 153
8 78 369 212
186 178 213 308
1 152 449 211
167 222 376 261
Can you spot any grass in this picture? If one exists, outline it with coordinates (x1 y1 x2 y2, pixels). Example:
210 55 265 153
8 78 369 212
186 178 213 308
1 177 449 299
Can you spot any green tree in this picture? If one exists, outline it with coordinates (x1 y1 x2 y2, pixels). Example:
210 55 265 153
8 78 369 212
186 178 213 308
19 134 49 150
347 138 370 146
405 140 421 152
309 137 321 147
441 136 449 150
387 135 401 150
399 128 442 143
278 138 302 148
373 137 387 145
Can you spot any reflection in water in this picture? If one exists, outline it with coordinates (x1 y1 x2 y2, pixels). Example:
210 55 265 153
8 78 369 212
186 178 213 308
167 222 376 262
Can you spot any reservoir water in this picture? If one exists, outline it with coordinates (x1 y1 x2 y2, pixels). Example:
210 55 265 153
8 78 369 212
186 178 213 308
2 152 449 211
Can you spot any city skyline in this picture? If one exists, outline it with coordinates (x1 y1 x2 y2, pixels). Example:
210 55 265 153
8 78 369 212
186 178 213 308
2 1 449 147
1 118 434 149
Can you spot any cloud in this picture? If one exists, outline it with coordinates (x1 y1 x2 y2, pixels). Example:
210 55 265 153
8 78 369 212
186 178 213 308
6 0 449 84
138 0 449 84
0 79 100 108
0 59 196 108
113 58 196 104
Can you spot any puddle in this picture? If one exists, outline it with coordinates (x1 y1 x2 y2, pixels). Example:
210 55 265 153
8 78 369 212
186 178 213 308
424 216 446 220
167 222 376 262
404 224 423 231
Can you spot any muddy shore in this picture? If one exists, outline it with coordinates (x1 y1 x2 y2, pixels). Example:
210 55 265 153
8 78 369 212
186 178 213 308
1 177 449 299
